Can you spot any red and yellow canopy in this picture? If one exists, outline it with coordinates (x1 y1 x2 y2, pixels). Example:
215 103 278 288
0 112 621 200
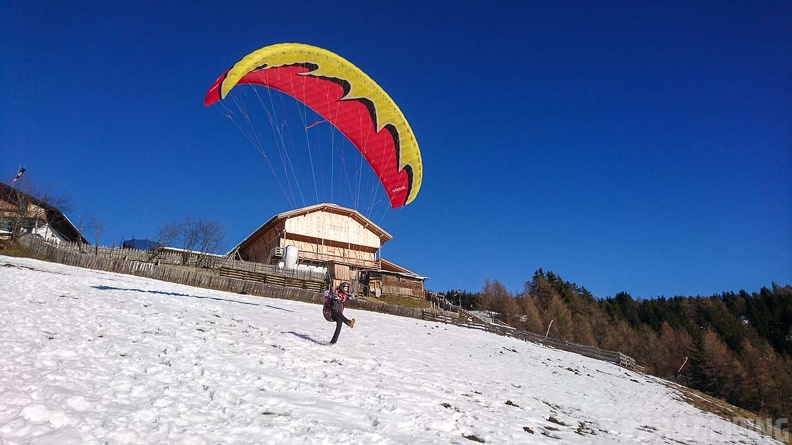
205 43 422 208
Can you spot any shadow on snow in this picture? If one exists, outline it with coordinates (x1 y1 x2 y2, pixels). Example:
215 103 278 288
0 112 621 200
91 285 270 308
284 331 327 345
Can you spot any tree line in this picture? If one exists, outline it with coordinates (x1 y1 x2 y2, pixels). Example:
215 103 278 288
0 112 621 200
440 270 792 421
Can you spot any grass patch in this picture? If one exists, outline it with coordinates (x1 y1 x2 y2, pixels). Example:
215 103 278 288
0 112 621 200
0 240 47 260
668 382 790 444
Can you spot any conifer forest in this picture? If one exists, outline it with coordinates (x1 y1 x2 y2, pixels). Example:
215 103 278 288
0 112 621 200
441 271 792 420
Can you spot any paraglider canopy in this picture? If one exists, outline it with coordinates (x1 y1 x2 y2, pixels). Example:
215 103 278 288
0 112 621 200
205 43 422 208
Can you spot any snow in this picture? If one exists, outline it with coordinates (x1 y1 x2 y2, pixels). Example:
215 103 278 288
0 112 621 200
0 255 782 444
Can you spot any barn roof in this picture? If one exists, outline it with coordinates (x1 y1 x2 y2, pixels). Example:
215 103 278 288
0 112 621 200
0 181 88 244
379 258 428 281
229 203 393 255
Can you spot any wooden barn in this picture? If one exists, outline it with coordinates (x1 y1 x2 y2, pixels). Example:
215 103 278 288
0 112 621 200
228 203 426 298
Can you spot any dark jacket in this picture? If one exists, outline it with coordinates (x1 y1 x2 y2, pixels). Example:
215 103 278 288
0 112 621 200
324 288 354 313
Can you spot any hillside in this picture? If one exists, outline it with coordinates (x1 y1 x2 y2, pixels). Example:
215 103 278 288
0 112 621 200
0 255 784 444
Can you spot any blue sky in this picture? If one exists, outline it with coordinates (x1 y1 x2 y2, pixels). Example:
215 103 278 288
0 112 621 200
3 1 790 299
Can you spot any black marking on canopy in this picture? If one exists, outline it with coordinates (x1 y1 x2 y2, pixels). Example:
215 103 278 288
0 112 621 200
248 61 411 204
384 123 411 206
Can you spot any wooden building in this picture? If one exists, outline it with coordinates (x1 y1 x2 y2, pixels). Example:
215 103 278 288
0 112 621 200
0 181 87 244
363 259 427 298
229 203 426 298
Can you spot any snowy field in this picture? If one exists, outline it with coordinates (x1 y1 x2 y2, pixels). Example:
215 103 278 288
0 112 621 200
0 255 781 444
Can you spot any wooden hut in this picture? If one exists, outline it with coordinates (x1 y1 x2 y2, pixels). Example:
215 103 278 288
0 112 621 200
360 259 427 298
229 203 426 298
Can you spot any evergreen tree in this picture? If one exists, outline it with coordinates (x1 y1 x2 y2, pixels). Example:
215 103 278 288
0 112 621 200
515 293 543 334
441 289 480 311
745 285 792 354
699 329 745 403
541 292 575 341
739 339 775 414
612 292 641 328
480 278 517 323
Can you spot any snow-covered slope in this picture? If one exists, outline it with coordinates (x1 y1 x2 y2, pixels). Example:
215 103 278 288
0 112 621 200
0 256 780 444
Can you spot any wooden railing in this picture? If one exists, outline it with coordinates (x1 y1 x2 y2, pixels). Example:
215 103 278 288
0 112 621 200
270 246 380 269
421 311 645 373
218 266 325 292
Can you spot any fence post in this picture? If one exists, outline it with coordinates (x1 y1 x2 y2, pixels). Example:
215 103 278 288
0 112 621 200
545 319 554 337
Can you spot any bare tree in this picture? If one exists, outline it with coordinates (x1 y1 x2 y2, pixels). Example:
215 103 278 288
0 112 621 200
159 217 226 265
1 177 76 243
196 219 225 253
88 216 105 254
157 222 181 248
75 214 86 252
179 217 200 264
195 219 225 266
23 180 74 240
31 182 73 214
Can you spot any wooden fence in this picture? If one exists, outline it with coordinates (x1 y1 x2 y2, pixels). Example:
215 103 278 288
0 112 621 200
45 240 327 282
349 298 425 319
19 236 325 303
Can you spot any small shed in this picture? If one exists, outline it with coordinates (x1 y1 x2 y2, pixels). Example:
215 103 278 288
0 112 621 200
361 259 427 299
